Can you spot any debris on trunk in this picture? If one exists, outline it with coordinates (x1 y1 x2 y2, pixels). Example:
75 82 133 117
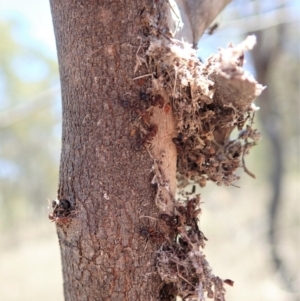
134 1 264 300
143 33 263 187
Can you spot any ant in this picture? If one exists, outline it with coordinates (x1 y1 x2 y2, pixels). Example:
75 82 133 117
151 94 164 108
48 199 72 226
135 108 151 126
207 23 219 35
48 213 70 225
186 197 201 221
140 92 151 101
160 213 179 228
143 124 158 144
172 133 185 149
176 196 207 243
224 279 234 287
140 227 164 244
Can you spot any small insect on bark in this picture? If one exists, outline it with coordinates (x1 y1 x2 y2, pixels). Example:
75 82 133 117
121 100 130 108
143 124 158 144
172 133 184 149
137 78 146 86
207 22 219 35
133 136 144 151
48 213 70 225
48 198 72 226
224 279 234 287
160 213 179 228
140 227 164 243
151 94 164 108
140 92 150 101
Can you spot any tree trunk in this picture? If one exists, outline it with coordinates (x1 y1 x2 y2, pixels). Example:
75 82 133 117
49 1 175 300
49 0 261 300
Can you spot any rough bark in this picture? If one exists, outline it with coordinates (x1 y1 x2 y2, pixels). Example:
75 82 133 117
49 1 175 300
50 0 262 300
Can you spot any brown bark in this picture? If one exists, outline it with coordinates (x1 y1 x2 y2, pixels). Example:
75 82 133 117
49 1 175 300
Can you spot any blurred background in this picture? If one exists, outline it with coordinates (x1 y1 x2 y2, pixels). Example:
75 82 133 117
0 0 298 300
